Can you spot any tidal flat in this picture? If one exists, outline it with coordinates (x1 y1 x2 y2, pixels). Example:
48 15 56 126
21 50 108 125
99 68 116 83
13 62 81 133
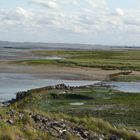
0 46 140 139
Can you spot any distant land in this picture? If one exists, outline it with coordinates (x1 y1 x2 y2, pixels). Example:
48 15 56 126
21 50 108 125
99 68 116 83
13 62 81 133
0 41 139 50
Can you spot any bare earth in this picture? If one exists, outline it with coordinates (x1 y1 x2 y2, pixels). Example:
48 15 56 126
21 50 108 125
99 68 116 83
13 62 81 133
0 62 140 80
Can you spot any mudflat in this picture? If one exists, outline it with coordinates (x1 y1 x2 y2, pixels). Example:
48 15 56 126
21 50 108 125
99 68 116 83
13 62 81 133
0 62 131 80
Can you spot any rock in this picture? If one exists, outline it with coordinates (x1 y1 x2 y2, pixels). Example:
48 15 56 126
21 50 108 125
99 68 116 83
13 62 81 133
73 127 88 139
109 135 120 140
7 109 16 116
31 113 108 140
59 129 67 134
16 91 27 101
32 114 42 122
0 115 3 120
16 135 27 140
7 119 14 125
19 113 25 119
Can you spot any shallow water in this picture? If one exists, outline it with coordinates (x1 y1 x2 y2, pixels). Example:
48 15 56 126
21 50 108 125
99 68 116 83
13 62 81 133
0 73 99 101
69 102 84 106
109 82 140 93
0 73 140 101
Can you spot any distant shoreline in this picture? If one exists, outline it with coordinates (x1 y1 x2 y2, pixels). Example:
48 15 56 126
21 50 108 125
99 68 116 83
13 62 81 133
0 41 140 51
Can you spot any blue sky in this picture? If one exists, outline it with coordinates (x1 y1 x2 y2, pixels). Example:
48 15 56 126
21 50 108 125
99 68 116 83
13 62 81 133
0 0 140 45
107 0 139 9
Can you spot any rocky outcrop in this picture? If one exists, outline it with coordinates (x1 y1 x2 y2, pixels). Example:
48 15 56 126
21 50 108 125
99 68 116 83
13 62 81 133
31 113 137 140
1 109 137 140
2 84 72 106
31 113 120 140
2 83 114 106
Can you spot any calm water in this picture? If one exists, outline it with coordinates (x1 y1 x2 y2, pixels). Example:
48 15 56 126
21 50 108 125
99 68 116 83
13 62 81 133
0 45 140 101
0 73 99 101
109 82 140 93
0 73 140 101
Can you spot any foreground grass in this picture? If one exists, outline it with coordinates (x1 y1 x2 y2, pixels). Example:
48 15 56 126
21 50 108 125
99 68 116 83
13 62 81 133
0 108 49 140
0 107 140 140
9 87 139 136
0 86 140 139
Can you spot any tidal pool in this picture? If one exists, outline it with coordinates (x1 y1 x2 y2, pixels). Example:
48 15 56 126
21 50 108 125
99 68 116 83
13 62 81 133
69 102 84 106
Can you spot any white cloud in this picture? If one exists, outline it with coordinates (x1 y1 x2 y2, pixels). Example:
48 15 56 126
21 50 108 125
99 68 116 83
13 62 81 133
123 9 140 27
115 8 124 17
16 7 33 19
29 0 58 9
0 0 140 44
87 0 108 10
71 0 78 5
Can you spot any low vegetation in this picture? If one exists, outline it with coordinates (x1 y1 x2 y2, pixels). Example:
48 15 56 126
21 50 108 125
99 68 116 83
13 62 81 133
14 50 140 71
1 49 140 139
0 86 139 139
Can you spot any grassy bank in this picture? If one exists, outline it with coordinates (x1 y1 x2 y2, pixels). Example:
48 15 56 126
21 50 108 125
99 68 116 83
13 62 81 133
18 87 140 128
0 86 140 140
13 86 140 138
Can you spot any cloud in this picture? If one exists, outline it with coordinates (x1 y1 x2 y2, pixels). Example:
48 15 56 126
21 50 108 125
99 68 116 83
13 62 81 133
29 0 58 9
71 0 78 5
0 7 36 32
115 8 124 16
124 19 140 26
113 8 125 17
0 1 119 34
16 7 33 19
123 9 140 27
87 0 108 10
0 0 140 44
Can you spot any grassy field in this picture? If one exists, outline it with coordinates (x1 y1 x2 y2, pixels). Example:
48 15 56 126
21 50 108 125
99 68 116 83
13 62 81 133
10 86 140 139
15 50 140 71
17 87 140 129
0 86 139 140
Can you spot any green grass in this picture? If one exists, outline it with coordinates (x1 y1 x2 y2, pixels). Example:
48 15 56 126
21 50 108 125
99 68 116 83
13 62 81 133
16 87 140 128
0 86 140 139
14 50 140 71
110 75 140 82
0 107 139 140
14 59 57 65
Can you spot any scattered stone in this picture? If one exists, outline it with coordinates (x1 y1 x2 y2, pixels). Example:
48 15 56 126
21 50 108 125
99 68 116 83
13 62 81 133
0 115 3 120
31 113 103 140
7 119 14 125
109 135 120 140
6 109 16 116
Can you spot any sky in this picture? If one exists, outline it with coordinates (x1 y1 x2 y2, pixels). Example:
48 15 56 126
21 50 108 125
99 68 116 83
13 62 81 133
0 0 140 46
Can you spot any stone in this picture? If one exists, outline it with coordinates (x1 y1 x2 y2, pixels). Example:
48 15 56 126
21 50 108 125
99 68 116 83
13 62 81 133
7 119 14 125
109 135 120 140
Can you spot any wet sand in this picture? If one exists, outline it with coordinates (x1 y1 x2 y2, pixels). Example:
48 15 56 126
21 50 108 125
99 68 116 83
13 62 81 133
0 62 140 80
